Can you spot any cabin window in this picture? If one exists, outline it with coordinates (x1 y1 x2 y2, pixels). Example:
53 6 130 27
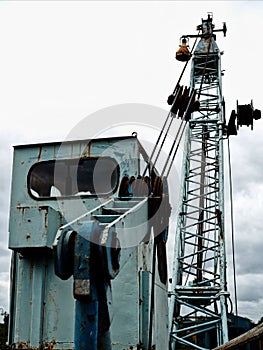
28 157 119 199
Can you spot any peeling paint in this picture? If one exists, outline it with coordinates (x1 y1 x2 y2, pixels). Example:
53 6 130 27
12 339 57 350
9 136 166 349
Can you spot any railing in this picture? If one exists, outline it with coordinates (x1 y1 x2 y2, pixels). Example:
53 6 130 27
53 198 114 247
100 197 148 245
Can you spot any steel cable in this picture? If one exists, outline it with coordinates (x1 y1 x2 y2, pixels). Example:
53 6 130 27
227 137 238 318
142 34 199 180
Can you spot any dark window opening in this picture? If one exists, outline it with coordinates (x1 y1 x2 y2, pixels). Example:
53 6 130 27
28 157 119 199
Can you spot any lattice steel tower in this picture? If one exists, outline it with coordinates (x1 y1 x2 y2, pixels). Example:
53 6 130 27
169 14 229 349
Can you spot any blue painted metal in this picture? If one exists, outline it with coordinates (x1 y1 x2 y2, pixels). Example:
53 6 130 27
169 15 230 349
75 300 98 350
8 135 170 349
73 221 99 350
102 229 121 280
55 219 120 349
139 271 150 349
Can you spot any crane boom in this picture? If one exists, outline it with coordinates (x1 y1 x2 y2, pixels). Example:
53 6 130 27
169 14 229 349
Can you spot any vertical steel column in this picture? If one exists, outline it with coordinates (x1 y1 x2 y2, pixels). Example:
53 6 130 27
74 222 99 350
169 15 229 350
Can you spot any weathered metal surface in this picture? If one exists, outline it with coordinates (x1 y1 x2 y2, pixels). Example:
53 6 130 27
9 135 169 349
73 280 91 297
213 322 263 350
139 271 150 349
9 136 141 251
9 206 62 250
12 339 58 349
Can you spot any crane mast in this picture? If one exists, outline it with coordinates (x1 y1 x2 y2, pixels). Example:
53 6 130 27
169 14 229 349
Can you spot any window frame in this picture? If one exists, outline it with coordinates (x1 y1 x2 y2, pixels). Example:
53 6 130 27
27 156 120 200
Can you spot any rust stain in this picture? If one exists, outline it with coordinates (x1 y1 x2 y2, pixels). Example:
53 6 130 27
17 206 30 211
87 142 91 157
17 206 30 219
14 339 58 349
37 146 42 162
38 206 49 211
87 314 95 323
44 210 48 229
80 143 92 158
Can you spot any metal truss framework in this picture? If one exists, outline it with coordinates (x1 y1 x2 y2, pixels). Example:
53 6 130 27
169 32 229 350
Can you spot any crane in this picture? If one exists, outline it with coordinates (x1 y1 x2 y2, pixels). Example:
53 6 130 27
167 13 260 350
7 13 261 350
168 13 229 349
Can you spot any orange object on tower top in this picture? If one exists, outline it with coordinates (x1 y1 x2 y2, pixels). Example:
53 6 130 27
176 37 191 62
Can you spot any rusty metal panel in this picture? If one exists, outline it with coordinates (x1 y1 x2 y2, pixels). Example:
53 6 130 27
9 206 62 250
110 247 139 349
11 254 75 349
8 135 169 349
9 136 140 251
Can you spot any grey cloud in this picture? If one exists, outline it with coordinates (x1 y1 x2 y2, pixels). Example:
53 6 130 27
0 272 9 312
229 129 263 193
236 274 263 302
0 246 10 258
235 241 263 275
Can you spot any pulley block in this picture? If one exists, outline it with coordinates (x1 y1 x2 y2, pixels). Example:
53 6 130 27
54 228 76 280
99 226 121 280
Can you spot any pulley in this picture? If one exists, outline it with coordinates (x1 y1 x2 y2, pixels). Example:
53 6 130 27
132 176 149 197
54 228 76 280
99 226 121 280
54 220 121 283
237 100 254 130
118 175 130 197
227 100 261 133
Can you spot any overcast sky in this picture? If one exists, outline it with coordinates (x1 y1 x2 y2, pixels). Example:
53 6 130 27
1 0 263 325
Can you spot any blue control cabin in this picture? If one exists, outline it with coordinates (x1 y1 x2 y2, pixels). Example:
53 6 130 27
8 135 169 350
